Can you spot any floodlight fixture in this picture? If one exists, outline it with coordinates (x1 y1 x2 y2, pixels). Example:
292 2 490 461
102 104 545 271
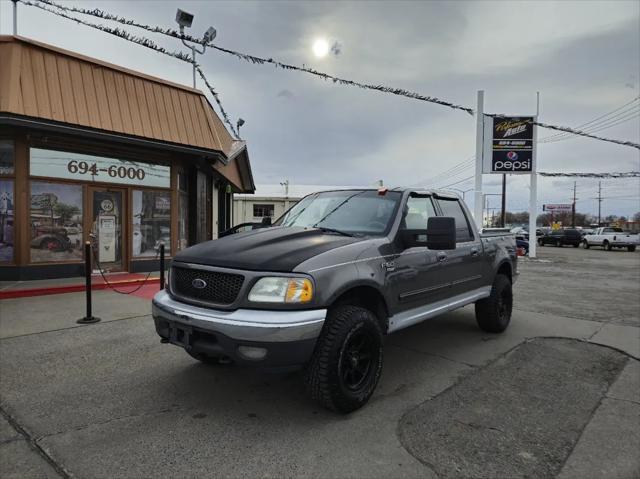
175 9 194 29
204 26 217 43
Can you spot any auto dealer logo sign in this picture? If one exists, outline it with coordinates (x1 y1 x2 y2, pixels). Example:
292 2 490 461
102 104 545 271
482 116 535 174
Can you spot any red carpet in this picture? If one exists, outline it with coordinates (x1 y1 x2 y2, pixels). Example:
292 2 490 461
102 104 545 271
0 273 160 300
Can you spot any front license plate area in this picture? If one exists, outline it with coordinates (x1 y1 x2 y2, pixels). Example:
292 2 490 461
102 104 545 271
168 322 193 348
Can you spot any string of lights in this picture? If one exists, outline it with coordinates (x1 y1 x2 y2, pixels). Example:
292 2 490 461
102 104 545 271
538 172 640 178
21 0 640 150
18 0 240 139
29 0 474 115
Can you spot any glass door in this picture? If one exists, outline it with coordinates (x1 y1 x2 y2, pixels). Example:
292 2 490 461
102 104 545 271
90 187 125 272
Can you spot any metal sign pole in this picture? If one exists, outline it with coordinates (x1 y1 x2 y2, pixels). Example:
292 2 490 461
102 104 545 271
528 92 540 258
11 0 18 35
474 91 485 229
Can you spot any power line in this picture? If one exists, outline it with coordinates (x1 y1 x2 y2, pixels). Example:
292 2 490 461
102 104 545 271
21 0 640 150
540 109 639 143
540 97 639 142
412 156 475 187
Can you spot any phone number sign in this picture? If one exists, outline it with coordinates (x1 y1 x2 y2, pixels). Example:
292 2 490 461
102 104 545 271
30 148 170 188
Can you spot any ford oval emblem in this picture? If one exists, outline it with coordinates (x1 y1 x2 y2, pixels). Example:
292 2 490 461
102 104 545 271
192 278 207 289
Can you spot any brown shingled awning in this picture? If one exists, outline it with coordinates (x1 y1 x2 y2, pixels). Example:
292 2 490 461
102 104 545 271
0 35 234 157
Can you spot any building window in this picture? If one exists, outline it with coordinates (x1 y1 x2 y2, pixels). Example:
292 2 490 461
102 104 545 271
0 140 15 176
30 182 83 263
253 204 274 218
132 190 171 257
0 180 14 263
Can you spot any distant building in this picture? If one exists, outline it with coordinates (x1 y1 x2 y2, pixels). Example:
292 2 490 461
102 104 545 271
232 184 366 226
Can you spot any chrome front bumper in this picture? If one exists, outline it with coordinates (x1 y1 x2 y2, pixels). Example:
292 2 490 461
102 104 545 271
152 290 326 343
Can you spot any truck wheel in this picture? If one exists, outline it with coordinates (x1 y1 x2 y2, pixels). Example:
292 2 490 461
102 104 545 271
186 350 232 365
603 241 611 251
305 305 383 413
583 240 590 249
538 239 544 246
629 246 636 252
475 274 512 333
555 240 561 247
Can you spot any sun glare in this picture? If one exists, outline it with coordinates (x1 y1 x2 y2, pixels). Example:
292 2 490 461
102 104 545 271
312 38 330 58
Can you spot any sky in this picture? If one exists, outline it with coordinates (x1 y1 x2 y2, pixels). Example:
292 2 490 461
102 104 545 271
1 0 639 219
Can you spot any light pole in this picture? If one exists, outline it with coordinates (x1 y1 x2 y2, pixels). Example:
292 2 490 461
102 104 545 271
448 187 474 201
175 9 217 89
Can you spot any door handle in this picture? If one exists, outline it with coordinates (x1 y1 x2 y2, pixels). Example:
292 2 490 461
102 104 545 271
470 248 479 257
436 252 448 262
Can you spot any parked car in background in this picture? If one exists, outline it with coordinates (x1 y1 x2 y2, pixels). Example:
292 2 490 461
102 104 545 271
516 238 529 255
538 228 582 247
582 227 639 252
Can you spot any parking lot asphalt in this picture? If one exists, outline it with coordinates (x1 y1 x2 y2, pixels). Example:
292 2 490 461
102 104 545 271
1 247 639 478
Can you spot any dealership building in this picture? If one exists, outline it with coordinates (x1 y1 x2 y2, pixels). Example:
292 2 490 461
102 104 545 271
0 35 254 280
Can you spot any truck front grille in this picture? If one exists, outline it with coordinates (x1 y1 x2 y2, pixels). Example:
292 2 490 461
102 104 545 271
172 266 244 305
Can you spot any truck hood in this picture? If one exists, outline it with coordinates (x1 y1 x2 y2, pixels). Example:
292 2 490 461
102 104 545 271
173 226 364 272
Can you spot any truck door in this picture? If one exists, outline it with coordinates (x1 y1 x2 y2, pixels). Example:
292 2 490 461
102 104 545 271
390 194 449 312
434 197 487 298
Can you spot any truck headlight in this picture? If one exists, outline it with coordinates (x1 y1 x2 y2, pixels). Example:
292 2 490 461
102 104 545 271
248 277 313 304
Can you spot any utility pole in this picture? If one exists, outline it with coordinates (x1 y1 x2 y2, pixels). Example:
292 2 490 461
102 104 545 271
474 91 485 228
597 181 602 226
500 174 507 227
12 0 18 35
571 181 577 227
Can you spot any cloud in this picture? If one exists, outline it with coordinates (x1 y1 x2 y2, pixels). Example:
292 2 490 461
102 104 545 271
2 0 638 217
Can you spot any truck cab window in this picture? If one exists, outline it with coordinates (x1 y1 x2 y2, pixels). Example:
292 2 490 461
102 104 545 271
436 198 474 242
403 195 436 229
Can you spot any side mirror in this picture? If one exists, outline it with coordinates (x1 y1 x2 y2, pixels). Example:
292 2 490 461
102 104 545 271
261 216 272 226
426 217 456 250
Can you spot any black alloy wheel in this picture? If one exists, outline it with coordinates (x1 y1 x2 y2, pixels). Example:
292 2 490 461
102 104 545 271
340 327 375 392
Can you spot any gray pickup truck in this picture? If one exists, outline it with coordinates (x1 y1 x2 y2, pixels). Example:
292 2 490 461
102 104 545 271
153 188 517 412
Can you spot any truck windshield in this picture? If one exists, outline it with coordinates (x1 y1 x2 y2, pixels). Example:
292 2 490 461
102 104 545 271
274 190 402 236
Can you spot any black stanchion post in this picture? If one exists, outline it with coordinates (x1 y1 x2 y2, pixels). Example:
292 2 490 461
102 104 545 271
77 241 100 324
159 243 165 290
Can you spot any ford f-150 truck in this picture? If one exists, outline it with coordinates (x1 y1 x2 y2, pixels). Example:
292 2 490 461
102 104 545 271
153 188 517 412
582 227 638 252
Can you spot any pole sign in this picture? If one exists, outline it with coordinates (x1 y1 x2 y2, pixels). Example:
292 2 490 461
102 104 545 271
483 116 536 174
543 204 573 212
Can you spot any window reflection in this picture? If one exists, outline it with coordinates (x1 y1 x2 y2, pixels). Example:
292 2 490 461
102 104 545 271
132 190 171 257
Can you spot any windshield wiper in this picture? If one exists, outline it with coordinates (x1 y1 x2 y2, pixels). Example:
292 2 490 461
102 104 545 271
313 190 368 229
315 226 355 237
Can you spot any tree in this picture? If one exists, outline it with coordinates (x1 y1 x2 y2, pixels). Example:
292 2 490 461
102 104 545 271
53 202 80 224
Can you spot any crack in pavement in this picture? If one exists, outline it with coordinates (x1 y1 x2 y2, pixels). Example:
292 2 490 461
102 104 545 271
386 343 478 369
0 406 72 479
0 313 152 341
33 407 181 442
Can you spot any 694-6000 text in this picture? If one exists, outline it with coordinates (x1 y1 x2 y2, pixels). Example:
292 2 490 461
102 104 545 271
67 160 146 180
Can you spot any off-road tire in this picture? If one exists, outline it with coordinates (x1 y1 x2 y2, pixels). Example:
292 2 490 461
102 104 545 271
583 240 590 249
186 350 232 365
475 274 512 333
629 245 636 252
305 305 383 413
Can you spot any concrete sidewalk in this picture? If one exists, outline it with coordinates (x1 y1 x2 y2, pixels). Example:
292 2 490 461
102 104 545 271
0 285 638 478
